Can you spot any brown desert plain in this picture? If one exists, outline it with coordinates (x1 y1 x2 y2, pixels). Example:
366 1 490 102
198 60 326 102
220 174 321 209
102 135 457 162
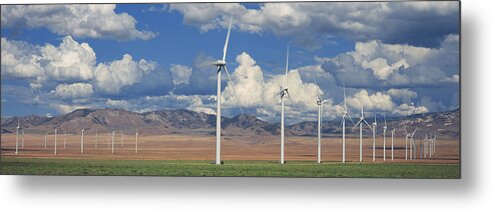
1 133 459 164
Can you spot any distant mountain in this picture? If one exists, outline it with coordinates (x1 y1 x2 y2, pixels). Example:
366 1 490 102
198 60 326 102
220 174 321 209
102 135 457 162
1 108 460 139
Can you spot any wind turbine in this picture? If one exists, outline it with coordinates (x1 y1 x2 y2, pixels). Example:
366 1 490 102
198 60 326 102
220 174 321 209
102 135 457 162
80 128 84 154
135 129 138 154
278 46 293 164
405 128 417 160
353 106 371 162
391 128 395 161
112 131 115 154
371 114 377 162
54 129 57 155
339 82 356 163
15 120 20 155
211 19 237 165
313 78 329 163
383 114 387 162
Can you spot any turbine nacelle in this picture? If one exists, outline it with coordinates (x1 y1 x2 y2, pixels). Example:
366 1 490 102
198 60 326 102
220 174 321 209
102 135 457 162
212 60 226 66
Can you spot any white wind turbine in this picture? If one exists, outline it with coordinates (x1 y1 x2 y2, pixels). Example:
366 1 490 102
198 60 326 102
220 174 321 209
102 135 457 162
54 129 57 155
80 128 84 154
135 129 139 154
339 83 356 163
211 19 238 165
353 106 371 162
15 120 20 155
404 127 417 160
391 128 395 161
313 78 329 163
371 114 377 162
112 131 115 154
278 46 293 164
383 114 387 162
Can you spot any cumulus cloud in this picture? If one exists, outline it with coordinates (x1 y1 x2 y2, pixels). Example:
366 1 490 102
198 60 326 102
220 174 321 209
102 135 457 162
345 89 429 116
170 64 192 85
94 54 157 94
2 36 172 103
1 37 44 79
392 103 428 116
386 88 417 104
346 90 395 112
2 36 96 88
1 5 156 40
321 35 459 89
170 2 458 49
54 83 93 99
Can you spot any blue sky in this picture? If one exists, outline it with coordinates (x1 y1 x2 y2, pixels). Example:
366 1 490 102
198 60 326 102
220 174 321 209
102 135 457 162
1 2 460 123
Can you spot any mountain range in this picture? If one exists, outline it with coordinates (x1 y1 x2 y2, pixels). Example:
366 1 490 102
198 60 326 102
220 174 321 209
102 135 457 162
1 108 460 139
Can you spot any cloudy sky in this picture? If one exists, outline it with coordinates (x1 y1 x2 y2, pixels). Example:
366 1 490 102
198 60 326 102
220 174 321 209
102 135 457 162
0 2 460 123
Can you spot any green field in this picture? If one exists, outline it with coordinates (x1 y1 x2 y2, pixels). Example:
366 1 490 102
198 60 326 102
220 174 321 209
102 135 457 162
0 157 460 178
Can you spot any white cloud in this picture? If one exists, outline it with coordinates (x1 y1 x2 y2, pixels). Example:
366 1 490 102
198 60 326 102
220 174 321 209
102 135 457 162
1 38 44 79
170 2 458 49
42 36 96 81
1 5 156 40
170 64 192 85
321 35 459 88
386 88 417 103
49 104 88 114
392 103 428 116
346 90 395 112
54 83 93 99
94 54 158 94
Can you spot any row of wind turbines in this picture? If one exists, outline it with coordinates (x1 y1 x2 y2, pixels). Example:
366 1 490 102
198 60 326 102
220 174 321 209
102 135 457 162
13 123 140 156
210 19 438 164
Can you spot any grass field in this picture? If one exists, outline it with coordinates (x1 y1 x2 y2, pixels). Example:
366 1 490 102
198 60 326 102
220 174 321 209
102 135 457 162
0 157 460 178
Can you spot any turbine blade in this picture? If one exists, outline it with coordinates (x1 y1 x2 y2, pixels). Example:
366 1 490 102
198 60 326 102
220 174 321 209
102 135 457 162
346 112 357 126
353 119 363 129
412 128 418 136
343 80 347 110
384 114 387 127
222 19 233 62
284 45 289 87
285 89 293 103
363 119 372 130
313 78 321 101
223 65 243 115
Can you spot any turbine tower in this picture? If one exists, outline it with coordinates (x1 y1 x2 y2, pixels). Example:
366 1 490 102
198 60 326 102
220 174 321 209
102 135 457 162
383 114 387 162
391 128 395 161
313 78 328 163
278 46 293 164
80 128 84 154
135 129 138 154
15 120 20 155
211 19 236 165
340 82 355 163
353 106 371 162
371 114 377 162
54 129 57 155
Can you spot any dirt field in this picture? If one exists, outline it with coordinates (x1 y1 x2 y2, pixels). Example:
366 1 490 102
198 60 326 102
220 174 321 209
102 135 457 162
0 134 460 164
